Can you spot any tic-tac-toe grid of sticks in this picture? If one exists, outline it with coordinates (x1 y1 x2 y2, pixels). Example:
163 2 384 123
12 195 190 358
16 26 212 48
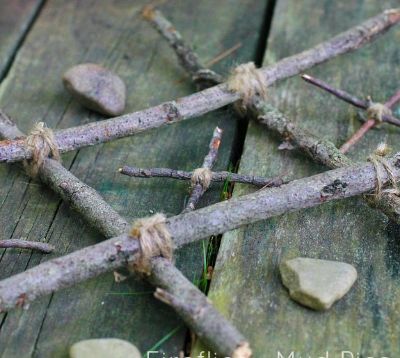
0 7 399 357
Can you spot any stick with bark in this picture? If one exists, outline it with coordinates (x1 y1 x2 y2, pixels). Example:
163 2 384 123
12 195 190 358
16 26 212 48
183 126 222 212
142 5 223 87
119 166 284 188
0 9 398 164
0 239 54 253
301 74 400 152
1 152 400 311
147 8 400 224
0 114 250 358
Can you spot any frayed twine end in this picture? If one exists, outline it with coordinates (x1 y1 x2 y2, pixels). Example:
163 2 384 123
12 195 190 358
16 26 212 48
366 97 392 123
129 213 173 275
23 122 60 178
191 167 212 190
227 62 267 111
368 143 399 200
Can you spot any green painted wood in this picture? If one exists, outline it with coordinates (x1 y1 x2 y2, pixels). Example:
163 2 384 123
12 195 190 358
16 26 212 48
205 0 400 357
0 0 267 357
0 0 44 80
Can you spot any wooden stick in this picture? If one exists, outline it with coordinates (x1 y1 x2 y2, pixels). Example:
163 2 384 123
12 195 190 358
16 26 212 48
147 11 400 225
142 6 223 87
253 103 400 223
339 119 376 154
301 74 400 127
183 126 222 212
339 92 400 153
0 115 249 358
0 239 55 253
119 166 284 188
0 9 398 164
1 151 399 312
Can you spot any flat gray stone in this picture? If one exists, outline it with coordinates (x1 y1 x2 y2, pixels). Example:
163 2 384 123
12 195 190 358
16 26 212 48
69 338 141 358
63 63 126 116
280 257 357 311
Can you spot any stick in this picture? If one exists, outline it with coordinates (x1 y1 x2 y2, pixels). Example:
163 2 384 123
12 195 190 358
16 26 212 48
339 91 400 153
0 239 55 253
253 102 400 223
142 6 223 87
119 166 284 188
1 152 400 311
0 9 398 164
149 9 400 225
339 119 376 154
183 126 222 212
0 115 249 358
301 74 400 127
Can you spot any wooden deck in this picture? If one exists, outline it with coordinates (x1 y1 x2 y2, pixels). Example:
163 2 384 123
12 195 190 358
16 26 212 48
0 0 399 357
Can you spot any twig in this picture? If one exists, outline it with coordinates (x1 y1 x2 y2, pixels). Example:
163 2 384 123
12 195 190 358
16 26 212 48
142 6 223 87
151 261 251 357
253 103 400 222
119 166 284 187
0 239 55 253
340 91 400 153
0 9 398 164
1 150 400 311
301 74 400 127
0 115 249 358
149 8 400 226
385 90 400 108
183 126 222 212
339 119 376 154
205 42 242 68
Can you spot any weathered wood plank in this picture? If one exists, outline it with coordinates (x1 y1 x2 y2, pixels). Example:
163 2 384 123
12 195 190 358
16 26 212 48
205 0 400 356
0 0 44 80
0 0 267 356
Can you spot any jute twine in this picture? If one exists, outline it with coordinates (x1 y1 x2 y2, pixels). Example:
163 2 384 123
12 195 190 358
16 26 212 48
227 62 268 111
129 213 173 275
24 122 60 177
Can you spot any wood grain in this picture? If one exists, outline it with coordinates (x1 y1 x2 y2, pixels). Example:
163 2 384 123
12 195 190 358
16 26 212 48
205 0 400 356
0 0 267 357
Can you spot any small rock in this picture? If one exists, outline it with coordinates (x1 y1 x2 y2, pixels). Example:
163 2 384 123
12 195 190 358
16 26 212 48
280 257 357 310
70 338 141 358
63 63 126 116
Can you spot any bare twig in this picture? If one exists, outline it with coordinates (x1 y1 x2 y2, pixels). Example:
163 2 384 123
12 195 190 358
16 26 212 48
0 9 398 164
142 6 223 87
0 239 55 253
205 42 242 68
340 92 400 153
1 151 400 311
339 119 376 154
0 115 249 358
301 74 400 127
119 166 284 188
183 126 222 212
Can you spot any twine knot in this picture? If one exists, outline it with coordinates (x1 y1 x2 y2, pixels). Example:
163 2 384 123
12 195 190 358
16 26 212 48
24 122 60 177
129 213 173 275
227 62 267 110
366 99 392 123
191 167 212 190
367 143 399 200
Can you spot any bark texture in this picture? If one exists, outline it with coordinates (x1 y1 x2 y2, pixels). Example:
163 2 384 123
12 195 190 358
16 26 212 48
0 9 398 163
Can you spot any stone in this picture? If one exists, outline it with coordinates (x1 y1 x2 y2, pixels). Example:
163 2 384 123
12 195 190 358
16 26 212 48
63 63 126 116
280 257 357 311
69 338 141 358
